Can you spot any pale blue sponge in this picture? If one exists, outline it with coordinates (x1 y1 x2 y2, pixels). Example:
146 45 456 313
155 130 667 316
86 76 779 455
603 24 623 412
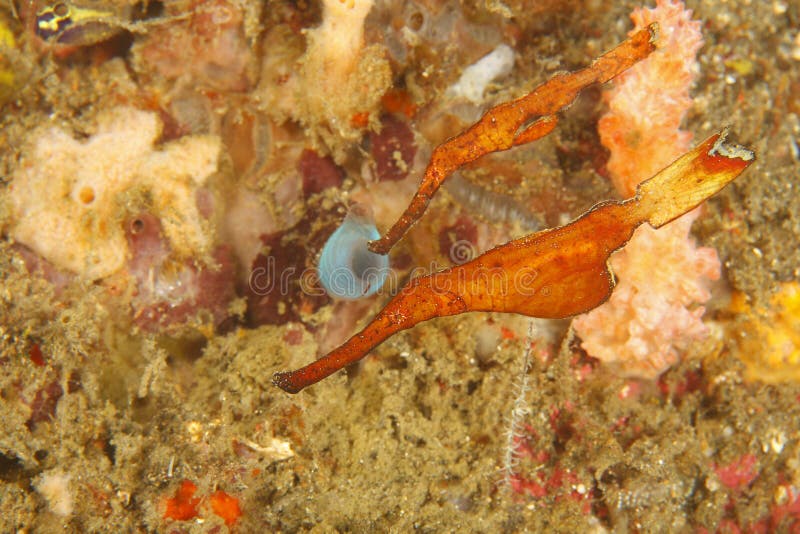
318 205 389 299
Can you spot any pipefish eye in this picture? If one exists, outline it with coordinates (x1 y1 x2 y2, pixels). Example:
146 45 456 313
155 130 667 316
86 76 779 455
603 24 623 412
53 2 69 16
318 204 389 300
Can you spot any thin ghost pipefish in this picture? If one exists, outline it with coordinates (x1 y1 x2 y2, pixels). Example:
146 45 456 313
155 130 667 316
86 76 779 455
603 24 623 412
367 23 659 256
273 131 754 393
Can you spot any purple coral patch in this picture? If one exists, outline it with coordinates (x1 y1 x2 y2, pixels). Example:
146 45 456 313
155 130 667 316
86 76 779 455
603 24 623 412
125 214 236 332
298 149 345 197
26 380 63 431
244 211 334 326
369 114 416 182
438 216 478 264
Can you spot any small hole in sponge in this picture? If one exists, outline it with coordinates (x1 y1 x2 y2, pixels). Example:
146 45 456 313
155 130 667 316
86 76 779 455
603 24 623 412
408 11 424 31
78 186 95 204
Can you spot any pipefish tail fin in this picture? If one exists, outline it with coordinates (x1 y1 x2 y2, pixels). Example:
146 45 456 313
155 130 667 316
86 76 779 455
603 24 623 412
635 130 755 229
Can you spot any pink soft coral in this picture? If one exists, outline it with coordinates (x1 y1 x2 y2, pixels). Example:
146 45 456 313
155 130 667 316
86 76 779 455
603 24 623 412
573 0 719 378
601 0 703 196
574 215 720 377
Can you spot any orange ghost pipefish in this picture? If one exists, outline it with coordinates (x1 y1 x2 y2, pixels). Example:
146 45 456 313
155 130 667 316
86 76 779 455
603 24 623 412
273 132 754 393
367 23 658 256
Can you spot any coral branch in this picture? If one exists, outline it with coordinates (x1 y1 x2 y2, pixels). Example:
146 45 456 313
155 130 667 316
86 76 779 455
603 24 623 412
367 23 659 255
273 132 753 393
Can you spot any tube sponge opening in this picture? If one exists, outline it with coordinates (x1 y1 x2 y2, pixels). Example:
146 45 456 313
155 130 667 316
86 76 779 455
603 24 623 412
318 204 389 299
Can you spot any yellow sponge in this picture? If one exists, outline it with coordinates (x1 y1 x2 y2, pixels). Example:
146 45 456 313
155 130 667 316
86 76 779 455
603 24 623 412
732 282 800 382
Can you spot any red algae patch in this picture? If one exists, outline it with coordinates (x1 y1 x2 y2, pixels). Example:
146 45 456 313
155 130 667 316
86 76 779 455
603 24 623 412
714 454 759 490
162 481 242 527
209 490 242 527
162 480 201 522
